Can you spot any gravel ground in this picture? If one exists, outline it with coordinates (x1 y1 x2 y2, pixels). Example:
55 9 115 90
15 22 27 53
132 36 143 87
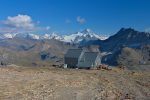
0 66 149 100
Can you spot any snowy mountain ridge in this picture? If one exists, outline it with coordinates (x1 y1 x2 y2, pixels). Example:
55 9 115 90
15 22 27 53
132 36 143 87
0 29 108 43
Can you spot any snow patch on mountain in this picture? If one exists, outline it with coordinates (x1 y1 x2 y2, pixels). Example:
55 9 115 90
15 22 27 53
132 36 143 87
3 33 16 39
27 34 40 39
0 33 17 39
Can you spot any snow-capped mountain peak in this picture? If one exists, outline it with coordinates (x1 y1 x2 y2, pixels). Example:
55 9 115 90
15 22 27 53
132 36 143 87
50 32 62 40
62 29 108 43
42 34 50 39
41 32 62 40
81 28 92 34
27 34 40 39
3 33 17 39
0 33 18 39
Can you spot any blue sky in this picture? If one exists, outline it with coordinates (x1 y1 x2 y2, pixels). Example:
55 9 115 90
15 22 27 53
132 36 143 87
0 0 150 35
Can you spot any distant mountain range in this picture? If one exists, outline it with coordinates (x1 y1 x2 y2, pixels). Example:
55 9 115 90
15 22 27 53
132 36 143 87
0 28 150 70
0 29 108 43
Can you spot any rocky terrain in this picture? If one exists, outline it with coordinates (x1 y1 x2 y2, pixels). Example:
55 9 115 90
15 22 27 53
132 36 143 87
0 66 149 100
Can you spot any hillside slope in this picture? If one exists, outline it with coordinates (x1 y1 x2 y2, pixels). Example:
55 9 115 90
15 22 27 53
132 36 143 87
83 28 150 68
0 38 77 66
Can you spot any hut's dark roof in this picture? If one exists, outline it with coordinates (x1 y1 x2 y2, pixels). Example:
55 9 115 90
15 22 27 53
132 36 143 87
81 52 99 62
77 52 100 67
65 49 83 58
